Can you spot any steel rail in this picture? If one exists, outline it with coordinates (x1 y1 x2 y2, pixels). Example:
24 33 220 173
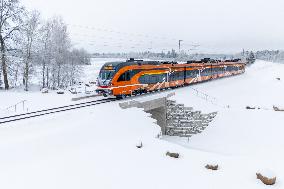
0 98 117 125
0 98 116 120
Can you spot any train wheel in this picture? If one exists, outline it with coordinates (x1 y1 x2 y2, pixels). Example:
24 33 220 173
121 94 127 99
116 94 126 100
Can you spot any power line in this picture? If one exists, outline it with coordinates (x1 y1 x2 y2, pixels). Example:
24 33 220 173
67 23 200 52
68 24 183 42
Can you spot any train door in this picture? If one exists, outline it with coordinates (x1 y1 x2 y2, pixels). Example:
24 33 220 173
116 70 133 95
210 64 213 79
166 68 171 88
198 69 202 82
183 67 186 85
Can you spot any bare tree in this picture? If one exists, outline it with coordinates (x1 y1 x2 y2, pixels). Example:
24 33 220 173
21 10 40 91
39 20 52 89
0 0 24 89
44 16 71 89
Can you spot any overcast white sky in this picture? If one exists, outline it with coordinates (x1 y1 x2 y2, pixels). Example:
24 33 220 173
22 0 284 53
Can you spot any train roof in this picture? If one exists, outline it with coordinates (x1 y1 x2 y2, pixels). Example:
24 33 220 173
101 58 246 71
101 59 161 70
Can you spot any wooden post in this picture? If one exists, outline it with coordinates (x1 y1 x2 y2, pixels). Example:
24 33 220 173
22 100 25 111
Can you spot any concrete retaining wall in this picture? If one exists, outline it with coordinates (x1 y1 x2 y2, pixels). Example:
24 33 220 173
119 93 217 137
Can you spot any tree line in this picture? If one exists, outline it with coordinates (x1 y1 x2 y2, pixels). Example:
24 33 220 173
92 50 236 61
0 0 90 91
254 50 284 63
93 50 257 63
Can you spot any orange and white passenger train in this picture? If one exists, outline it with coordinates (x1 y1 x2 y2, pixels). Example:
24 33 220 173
96 58 246 99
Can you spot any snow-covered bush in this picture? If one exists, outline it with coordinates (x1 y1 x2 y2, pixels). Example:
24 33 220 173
41 88 49 93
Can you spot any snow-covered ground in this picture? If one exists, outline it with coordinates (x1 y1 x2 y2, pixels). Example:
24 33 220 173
0 59 283 189
0 58 118 116
166 60 284 155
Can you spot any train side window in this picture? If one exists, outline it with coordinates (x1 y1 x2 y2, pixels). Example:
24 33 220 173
177 72 180 80
162 74 167 82
158 75 162 82
176 72 180 80
139 74 153 84
117 73 125 82
154 75 158 83
156 75 161 83
203 69 208 76
144 75 149 83
179 71 184 80
186 71 190 78
169 72 173 81
188 70 194 78
158 74 163 82
193 70 197 77
173 72 178 81
150 75 157 84
126 71 131 80
118 71 131 82
149 75 154 84
195 70 199 77
139 75 146 83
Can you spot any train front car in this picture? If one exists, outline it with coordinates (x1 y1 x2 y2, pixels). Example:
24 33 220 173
96 62 118 97
96 58 162 99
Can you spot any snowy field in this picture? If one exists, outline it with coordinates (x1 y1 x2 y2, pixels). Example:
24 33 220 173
0 59 284 189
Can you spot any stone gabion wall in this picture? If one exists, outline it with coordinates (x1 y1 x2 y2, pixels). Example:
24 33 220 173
166 100 217 137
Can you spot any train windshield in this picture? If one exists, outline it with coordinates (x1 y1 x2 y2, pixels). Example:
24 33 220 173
99 70 115 80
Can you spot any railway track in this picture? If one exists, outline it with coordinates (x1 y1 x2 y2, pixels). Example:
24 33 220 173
0 98 117 125
0 89 173 125
0 86 186 125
